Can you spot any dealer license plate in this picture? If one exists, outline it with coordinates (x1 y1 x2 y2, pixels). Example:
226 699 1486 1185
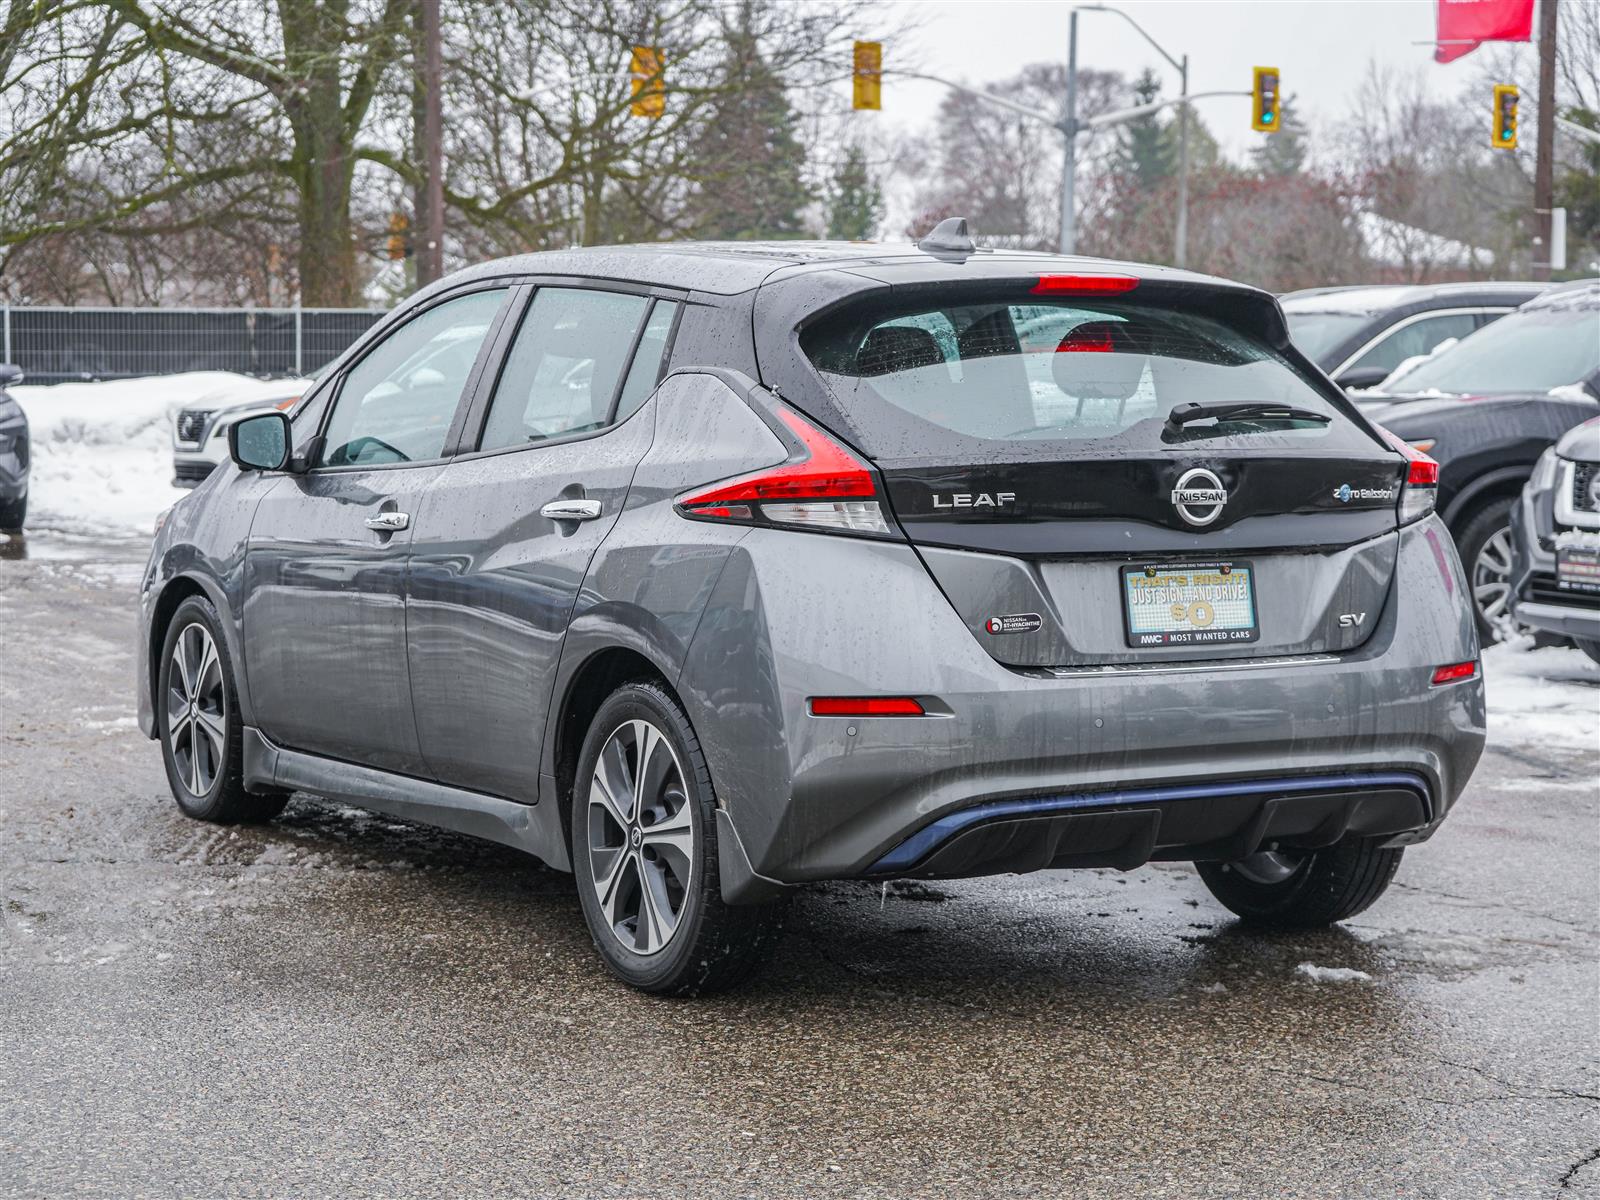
1121 561 1260 648
1557 546 1600 595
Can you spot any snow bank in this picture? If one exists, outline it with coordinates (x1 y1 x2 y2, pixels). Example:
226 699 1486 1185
10 372 289 536
1483 640 1600 753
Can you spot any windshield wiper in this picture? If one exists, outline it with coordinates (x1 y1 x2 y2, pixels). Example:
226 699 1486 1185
1165 401 1332 430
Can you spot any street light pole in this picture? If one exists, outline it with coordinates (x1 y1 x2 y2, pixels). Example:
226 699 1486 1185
1076 5 1191 267
1060 10 1079 255
1175 53 1189 269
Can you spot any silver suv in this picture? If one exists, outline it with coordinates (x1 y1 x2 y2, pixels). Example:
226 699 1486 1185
136 234 1486 994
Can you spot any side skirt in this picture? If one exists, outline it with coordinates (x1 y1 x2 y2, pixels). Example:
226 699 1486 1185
242 726 571 872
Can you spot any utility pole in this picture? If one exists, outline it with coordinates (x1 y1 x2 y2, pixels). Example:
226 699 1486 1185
416 0 445 287
1060 11 1079 256
1533 0 1558 281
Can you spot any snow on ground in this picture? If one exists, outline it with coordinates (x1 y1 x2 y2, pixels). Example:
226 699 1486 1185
1296 963 1373 984
10 372 290 536
1483 640 1600 753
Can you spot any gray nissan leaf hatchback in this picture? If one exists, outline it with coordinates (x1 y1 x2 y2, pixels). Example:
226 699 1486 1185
137 231 1486 994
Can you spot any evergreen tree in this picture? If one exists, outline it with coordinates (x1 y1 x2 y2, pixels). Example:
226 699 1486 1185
1115 69 1175 189
1250 96 1310 178
825 144 884 240
1162 107 1224 175
1554 107 1600 264
682 22 811 240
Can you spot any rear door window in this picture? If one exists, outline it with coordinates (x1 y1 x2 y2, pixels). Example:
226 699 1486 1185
478 288 650 451
802 298 1370 459
1346 312 1479 376
614 301 679 424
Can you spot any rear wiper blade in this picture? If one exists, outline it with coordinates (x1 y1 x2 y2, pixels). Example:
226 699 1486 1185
1165 401 1332 429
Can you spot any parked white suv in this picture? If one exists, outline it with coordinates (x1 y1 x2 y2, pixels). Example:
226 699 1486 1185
172 378 311 486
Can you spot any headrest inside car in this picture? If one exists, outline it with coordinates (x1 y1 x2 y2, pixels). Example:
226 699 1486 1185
1051 320 1148 401
856 325 944 377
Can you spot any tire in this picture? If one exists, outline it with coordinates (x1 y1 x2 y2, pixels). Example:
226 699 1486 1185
570 680 783 996
0 491 24 533
1456 495 1518 644
157 595 287 824
1577 639 1600 667
1196 840 1403 929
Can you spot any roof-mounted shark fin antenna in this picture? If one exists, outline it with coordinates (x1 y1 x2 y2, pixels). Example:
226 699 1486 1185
916 216 976 256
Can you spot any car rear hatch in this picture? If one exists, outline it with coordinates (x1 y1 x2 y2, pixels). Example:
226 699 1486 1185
757 266 1410 667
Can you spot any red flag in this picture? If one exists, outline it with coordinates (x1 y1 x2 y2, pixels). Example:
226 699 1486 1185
1435 0 1535 64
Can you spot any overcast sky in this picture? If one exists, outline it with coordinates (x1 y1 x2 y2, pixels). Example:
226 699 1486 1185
862 0 1525 158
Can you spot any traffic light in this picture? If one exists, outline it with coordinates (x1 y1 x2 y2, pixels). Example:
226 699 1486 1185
1251 66 1279 132
853 40 882 111
386 211 410 261
630 46 664 119
1491 84 1519 149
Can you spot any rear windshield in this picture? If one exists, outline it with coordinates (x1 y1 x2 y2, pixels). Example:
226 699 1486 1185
801 298 1372 459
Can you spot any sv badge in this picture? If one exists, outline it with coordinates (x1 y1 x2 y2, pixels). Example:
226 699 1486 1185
1337 612 1367 628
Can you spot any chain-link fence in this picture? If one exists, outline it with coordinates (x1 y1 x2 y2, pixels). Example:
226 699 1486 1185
0 305 388 384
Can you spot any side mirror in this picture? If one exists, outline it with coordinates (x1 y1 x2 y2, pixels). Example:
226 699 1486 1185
1336 366 1391 392
0 364 23 387
229 411 291 472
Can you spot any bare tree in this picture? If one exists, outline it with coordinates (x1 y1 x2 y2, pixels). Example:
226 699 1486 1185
0 0 874 305
901 64 1128 248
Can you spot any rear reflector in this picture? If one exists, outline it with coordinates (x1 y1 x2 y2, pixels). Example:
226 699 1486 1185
1030 274 1139 296
1430 661 1478 686
677 407 893 537
809 697 926 717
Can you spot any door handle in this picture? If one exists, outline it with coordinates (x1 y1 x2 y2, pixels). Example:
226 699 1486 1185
365 511 410 532
540 499 603 522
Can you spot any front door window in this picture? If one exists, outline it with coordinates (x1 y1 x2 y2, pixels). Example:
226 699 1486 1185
322 289 507 466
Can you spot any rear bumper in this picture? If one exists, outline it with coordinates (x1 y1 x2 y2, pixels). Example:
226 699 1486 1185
680 515 1484 895
867 772 1432 878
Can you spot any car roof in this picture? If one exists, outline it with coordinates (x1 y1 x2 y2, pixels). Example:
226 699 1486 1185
1520 278 1600 311
438 240 1248 299
1279 280 1550 315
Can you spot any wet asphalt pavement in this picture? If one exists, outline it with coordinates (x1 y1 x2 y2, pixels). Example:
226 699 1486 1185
2 529 1596 1199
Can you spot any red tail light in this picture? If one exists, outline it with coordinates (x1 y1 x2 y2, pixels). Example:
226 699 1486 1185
1031 274 1139 296
1406 456 1440 486
1431 660 1478 686
1378 426 1439 523
809 697 925 717
677 408 895 537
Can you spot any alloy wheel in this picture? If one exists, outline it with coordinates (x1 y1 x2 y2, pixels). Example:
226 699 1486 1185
586 719 696 956
166 622 226 796
1471 524 1516 640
